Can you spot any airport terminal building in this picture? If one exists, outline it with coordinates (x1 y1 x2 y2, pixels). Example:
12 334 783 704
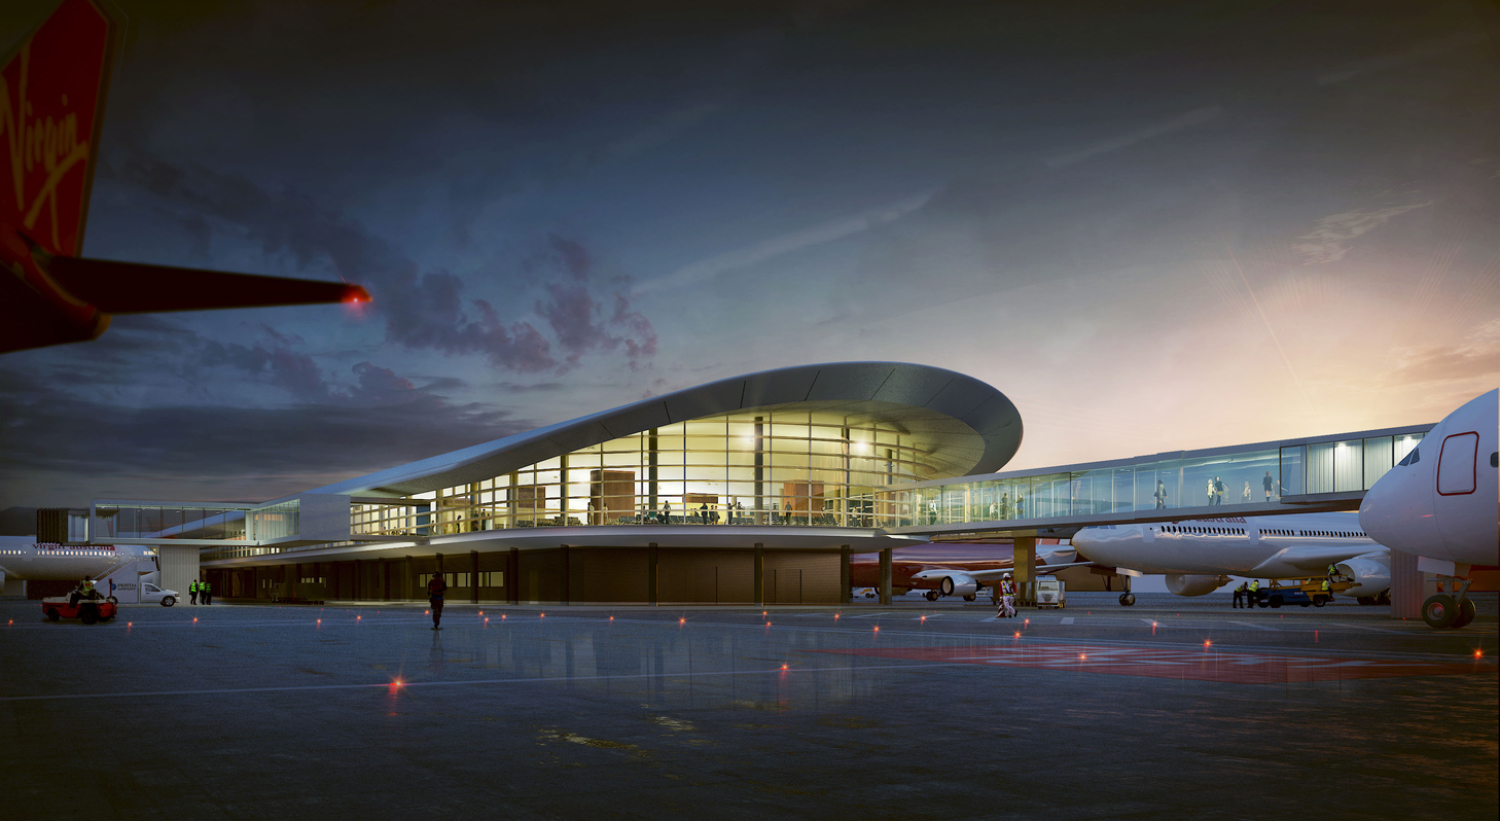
86 361 1431 606
99 363 1025 605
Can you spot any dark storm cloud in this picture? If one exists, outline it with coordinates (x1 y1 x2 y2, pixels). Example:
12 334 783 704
106 153 657 373
0 359 534 503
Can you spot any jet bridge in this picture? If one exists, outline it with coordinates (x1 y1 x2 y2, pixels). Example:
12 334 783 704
879 422 1433 539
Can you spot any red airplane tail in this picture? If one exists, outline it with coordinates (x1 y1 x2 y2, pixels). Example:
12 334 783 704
0 0 368 355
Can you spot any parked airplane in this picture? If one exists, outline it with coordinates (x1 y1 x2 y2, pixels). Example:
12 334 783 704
0 535 157 594
1 0 369 354
1359 389 1498 629
1071 512 1390 606
849 542 1087 601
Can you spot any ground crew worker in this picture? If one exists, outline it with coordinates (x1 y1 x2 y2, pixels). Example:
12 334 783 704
201 579 211 605
70 576 96 606
998 574 1016 619
428 573 448 629
1232 581 1246 609
189 579 199 605
1248 579 1260 607
1326 563 1338 581
1320 577 1332 601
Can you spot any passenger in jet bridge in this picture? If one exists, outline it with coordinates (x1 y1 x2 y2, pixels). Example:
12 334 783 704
1154 480 1167 509
1263 471 1275 501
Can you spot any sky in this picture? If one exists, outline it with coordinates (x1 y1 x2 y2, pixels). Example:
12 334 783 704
1 0 1498 520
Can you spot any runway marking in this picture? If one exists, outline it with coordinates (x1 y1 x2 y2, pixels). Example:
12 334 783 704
1333 622 1411 635
1230 621 1278 631
1060 617 1075 625
812 644 1491 684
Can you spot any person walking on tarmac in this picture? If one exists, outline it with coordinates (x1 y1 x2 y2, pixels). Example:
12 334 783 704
1232 581 1246 609
201 578 212 605
427 573 448 630
997 574 1017 619
189 579 199 605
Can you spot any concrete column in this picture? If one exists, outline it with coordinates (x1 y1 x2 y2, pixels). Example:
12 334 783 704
753 543 764 606
508 548 519 605
560 545 570 605
471 550 480 604
839 545 851 603
879 547 892 605
1389 549 1421 620
1012 536 1036 607
648 543 659 606
155 545 200 602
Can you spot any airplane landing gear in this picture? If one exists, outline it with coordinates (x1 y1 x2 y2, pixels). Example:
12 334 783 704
1119 593 1136 606
924 590 940 602
1423 577 1476 629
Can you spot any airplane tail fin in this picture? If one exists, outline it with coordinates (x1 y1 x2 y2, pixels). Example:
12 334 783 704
0 0 122 258
46 257 370 313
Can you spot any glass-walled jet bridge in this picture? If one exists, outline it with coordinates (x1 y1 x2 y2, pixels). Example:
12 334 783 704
878 424 1430 538
89 422 1432 551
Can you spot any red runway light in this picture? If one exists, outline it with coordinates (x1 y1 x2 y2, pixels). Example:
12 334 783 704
1204 640 1212 647
540 613 545 618
479 611 483 616
1024 619 1030 626
873 625 879 632
781 664 788 670
127 622 132 627
424 610 429 615
680 617 686 624
1014 632 1021 638
1476 649 1483 658
192 618 197 623
609 615 614 621
1079 654 1087 660
502 614 507 620
834 613 840 620
920 616 926 622
317 619 322 625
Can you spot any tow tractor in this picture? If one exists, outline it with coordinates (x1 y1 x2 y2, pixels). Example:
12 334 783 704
1253 576 1354 608
41 597 119 624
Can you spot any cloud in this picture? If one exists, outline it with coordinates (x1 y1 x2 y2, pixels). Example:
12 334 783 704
1044 106 1225 169
105 153 655 373
0 359 534 508
634 190 937 295
1292 202 1432 264
1317 32 1491 86
1382 318 1500 386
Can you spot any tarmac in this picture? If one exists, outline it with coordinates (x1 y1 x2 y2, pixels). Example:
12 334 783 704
1 592 1495 821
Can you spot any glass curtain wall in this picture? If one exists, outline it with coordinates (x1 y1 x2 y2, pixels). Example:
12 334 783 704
355 409 940 536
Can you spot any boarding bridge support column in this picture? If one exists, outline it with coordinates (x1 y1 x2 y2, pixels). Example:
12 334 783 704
1389 549 1421 620
648 543 659 605
879 548 893 605
156 545 199 602
753 544 764 606
839 545 851 603
1013 537 1036 607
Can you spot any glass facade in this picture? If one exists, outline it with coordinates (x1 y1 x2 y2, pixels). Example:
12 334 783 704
351 406 946 537
878 429 1429 529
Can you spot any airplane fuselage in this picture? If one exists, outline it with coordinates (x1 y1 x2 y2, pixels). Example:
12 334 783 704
0 536 155 582
1073 512 1383 578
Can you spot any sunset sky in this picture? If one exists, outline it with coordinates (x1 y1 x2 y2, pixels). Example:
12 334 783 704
1 0 1496 517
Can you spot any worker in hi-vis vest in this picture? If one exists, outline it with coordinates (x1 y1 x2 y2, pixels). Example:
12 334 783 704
190 580 199 605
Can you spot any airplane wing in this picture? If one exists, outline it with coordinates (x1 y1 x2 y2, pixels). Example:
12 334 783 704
965 562 1093 582
45 256 369 314
1250 543 1390 575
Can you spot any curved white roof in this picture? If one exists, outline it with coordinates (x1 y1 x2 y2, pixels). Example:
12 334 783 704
304 362 1023 498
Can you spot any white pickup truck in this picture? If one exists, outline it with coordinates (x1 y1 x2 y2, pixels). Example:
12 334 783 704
138 582 179 606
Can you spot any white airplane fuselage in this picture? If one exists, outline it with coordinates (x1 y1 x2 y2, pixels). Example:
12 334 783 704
1072 512 1390 596
0 536 156 583
1359 389 1499 571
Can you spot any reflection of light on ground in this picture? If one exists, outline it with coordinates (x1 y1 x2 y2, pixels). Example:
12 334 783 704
814 644 1493 684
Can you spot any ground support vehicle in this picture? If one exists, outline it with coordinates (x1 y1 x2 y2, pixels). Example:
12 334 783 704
1035 575 1066 608
1297 577 1356 607
1253 581 1313 609
41 597 118 624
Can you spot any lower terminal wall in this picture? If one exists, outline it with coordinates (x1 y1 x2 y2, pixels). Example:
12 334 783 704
210 547 843 605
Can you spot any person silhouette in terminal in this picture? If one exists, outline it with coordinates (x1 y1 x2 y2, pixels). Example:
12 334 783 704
1263 471 1275 501
999 493 1011 519
699 502 710 524
1213 476 1226 506
1242 481 1252 504
1206 478 1216 506
1153 480 1167 509
661 500 672 524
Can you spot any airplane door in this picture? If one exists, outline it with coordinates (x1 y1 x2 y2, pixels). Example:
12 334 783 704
1436 432 1477 496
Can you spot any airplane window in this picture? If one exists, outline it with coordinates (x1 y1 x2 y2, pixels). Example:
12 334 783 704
1398 447 1420 467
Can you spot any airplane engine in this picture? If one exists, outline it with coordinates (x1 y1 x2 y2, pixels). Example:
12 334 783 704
938 574 979 597
1336 557 1391 598
1165 573 1231 597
